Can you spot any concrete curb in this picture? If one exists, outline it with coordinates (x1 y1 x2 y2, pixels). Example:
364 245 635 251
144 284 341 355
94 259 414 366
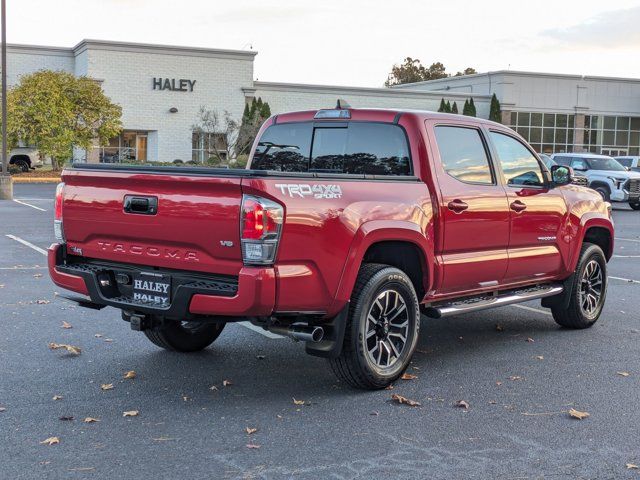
12 177 61 184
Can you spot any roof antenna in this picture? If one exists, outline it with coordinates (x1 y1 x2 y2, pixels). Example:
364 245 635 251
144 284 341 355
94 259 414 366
336 99 351 109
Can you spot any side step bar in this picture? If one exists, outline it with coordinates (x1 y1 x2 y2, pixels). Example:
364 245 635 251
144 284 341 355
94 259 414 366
424 284 563 319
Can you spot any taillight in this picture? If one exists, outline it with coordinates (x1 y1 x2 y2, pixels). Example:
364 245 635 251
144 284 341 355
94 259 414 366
54 182 65 243
240 194 283 265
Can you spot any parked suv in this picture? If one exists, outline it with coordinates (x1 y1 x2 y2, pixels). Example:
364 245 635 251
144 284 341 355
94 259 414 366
49 106 614 389
614 156 640 173
8 147 43 172
552 153 640 210
539 154 588 187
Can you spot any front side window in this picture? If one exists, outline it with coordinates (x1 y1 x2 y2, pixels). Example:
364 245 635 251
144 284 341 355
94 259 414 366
489 131 545 187
434 126 493 184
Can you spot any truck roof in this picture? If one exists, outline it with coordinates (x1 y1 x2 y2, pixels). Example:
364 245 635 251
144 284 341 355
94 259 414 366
273 108 503 128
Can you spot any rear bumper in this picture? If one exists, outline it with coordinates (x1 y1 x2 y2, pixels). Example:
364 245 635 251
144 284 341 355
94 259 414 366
47 243 276 318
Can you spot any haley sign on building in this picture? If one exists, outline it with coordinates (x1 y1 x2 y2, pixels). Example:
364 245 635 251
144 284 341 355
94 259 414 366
152 78 196 92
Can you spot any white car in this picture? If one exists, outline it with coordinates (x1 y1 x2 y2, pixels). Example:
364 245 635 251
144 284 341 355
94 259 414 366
551 153 640 210
8 147 43 172
615 156 640 173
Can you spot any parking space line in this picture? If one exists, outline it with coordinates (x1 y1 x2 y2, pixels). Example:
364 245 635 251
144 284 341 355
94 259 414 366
238 321 284 339
613 255 640 258
615 237 640 244
13 199 47 212
609 275 640 285
512 304 552 316
5 235 48 256
0 266 47 270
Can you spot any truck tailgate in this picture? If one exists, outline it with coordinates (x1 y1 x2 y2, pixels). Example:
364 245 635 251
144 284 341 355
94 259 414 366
61 169 243 276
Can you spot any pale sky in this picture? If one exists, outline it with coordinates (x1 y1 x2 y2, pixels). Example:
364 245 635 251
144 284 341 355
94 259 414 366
8 0 640 87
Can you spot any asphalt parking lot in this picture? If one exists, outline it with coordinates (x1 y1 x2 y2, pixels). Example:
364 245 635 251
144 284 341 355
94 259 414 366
1 183 639 479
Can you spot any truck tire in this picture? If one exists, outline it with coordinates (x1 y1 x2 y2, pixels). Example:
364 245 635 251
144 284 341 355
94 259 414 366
593 184 610 202
630 201 640 210
12 158 30 172
551 242 607 329
329 264 420 390
144 321 225 352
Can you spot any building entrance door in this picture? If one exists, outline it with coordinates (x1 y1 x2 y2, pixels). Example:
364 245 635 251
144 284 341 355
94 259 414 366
136 135 148 162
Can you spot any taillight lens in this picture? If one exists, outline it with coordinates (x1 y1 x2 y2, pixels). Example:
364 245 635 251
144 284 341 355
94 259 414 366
54 182 65 243
240 195 283 265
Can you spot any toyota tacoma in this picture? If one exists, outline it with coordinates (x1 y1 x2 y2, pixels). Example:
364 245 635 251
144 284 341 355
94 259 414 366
49 105 614 389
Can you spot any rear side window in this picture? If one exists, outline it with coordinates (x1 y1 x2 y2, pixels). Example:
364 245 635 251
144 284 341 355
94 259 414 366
251 123 312 172
251 122 411 175
434 126 493 184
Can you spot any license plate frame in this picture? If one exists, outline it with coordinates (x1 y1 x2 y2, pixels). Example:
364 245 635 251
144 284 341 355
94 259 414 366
132 272 172 307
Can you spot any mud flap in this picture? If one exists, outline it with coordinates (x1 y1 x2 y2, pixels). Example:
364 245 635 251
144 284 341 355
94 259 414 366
541 272 575 310
305 304 349 359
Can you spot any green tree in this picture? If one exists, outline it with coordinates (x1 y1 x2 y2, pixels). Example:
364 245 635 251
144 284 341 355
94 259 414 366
454 67 477 76
462 99 471 116
489 93 502 122
7 70 122 170
469 97 477 117
451 101 458 114
385 57 450 86
438 98 446 112
445 100 452 113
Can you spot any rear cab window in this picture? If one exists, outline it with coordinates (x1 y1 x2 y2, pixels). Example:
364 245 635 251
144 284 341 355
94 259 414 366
250 122 412 176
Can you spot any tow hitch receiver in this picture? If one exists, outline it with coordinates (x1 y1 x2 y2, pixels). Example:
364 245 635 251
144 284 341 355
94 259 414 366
129 314 153 331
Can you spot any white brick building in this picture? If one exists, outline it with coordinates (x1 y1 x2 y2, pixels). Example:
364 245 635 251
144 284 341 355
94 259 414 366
7 39 490 164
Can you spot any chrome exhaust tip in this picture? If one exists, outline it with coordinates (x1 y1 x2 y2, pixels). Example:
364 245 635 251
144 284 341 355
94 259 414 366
268 323 324 342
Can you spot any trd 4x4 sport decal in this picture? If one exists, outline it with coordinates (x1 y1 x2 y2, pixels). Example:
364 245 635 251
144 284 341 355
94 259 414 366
275 184 343 199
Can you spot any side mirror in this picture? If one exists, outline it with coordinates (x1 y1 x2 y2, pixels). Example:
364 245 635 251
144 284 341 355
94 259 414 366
550 165 573 186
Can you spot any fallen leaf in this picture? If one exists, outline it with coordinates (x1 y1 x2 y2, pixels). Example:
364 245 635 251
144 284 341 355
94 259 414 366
123 370 136 380
455 400 470 409
0 407 5 412
61 321 72 329
617 371 630 377
401 373 417 380
526 337 535 343
36 299 50 305
104 338 113 343
535 355 544 360
182 395 190 402
568 408 590 420
100 383 114 391
33 273 43 278
246 443 261 449
292 398 305 406
245 427 257 435
152 437 175 442
391 393 421 407
48 343 81 355
256 355 265 360
40 436 60 446
0 284 5 288
52 395 63 401
59 416 74 421
509 376 523 381
222 380 232 387
627 463 639 470
385 385 394 390
495 381 503 386
83 417 100 423
94 334 103 338
123 410 139 417
209 385 218 391
370 411 380 416
495 324 504 331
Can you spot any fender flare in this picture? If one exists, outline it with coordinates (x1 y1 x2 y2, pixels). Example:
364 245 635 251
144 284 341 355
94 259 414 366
569 214 614 271
330 220 435 312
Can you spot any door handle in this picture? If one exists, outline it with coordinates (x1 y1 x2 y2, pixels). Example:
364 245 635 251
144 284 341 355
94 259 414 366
510 200 527 213
447 199 469 213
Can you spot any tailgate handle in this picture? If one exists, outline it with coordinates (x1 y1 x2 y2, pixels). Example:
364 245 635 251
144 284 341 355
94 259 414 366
124 195 158 215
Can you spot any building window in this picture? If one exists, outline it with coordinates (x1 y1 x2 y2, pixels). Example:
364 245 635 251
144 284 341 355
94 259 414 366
506 112 575 154
192 132 228 164
582 115 640 156
95 130 148 163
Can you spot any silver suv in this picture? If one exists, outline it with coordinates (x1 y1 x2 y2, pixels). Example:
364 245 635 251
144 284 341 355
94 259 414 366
552 153 640 210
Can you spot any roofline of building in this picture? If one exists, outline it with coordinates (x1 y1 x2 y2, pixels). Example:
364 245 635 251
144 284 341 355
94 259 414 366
253 81 492 99
8 39 257 61
392 69 640 87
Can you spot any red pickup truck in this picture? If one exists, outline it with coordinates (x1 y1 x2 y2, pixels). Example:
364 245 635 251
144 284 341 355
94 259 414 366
49 106 614 389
